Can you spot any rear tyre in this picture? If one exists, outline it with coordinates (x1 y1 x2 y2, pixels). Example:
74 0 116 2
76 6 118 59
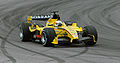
19 23 32 41
41 28 56 47
82 25 98 46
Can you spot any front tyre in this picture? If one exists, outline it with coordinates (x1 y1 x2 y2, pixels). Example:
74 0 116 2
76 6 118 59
82 25 98 46
41 28 56 47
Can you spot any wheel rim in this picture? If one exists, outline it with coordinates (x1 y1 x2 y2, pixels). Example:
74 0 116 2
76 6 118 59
41 32 47 45
20 30 23 40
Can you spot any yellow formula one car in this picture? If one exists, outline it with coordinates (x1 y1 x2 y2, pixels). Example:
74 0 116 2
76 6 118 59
19 11 98 47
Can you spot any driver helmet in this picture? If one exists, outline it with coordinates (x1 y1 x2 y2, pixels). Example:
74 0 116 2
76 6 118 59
54 20 62 27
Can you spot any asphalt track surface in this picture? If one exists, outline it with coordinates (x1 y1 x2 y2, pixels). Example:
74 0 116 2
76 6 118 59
0 0 120 63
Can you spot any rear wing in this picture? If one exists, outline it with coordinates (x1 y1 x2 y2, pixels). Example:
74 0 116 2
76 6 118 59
27 15 53 21
27 11 60 21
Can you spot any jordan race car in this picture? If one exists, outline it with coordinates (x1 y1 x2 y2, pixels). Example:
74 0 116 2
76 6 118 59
19 11 98 47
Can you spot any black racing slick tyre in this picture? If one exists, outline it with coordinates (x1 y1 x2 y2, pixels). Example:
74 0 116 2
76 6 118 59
19 23 32 42
82 25 98 46
41 28 56 47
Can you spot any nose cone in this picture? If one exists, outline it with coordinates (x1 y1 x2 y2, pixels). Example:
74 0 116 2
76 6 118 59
67 27 78 39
